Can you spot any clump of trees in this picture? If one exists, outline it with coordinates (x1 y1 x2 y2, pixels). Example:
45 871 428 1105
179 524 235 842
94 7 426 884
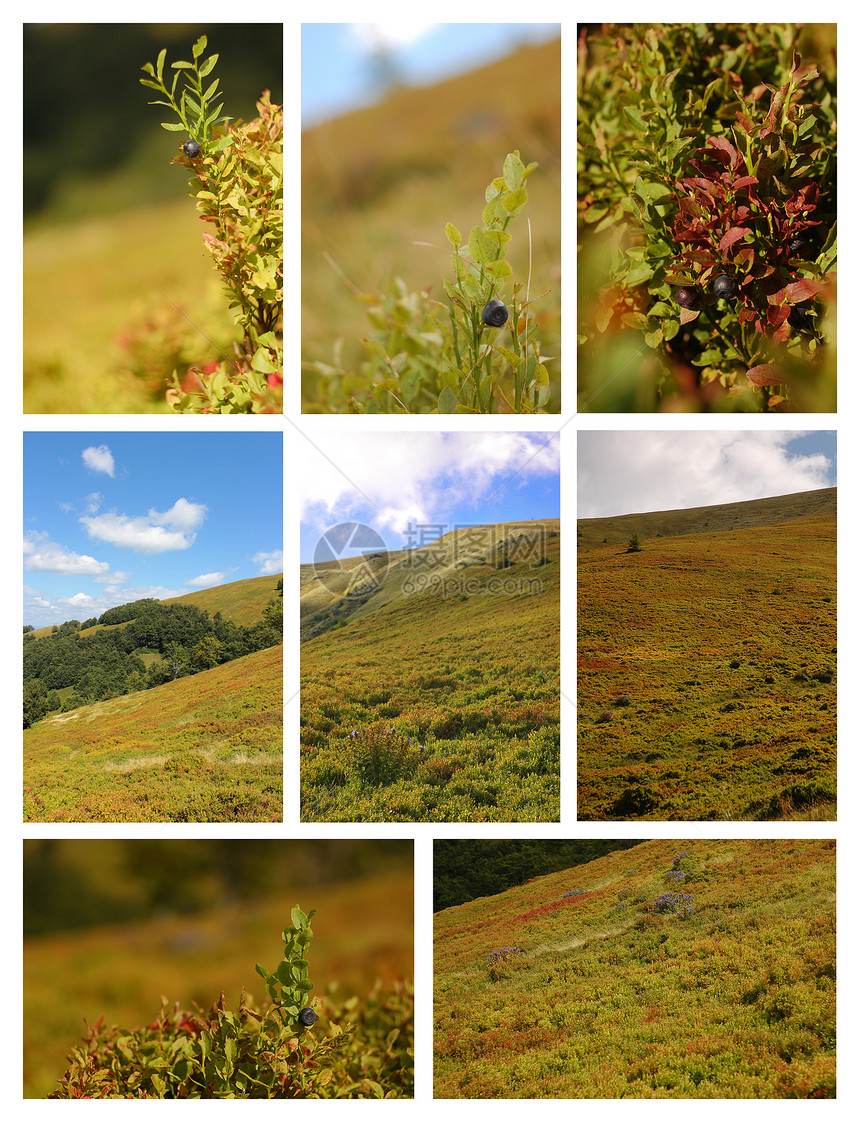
23 589 283 729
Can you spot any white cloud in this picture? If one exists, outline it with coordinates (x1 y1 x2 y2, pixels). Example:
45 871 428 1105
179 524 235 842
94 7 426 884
253 550 283 575
23 535 110 576
351 22 435 50
80 499 207 554
84 492 103 514
93 571 130 586
82 445 115 477
578 432 833 518
301 432 559 535
185 571 232 588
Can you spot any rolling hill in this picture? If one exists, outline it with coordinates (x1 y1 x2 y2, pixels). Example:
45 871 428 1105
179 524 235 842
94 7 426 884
578 490 836 820
24 643 282 823
301 519 560 822
434 838 836 1099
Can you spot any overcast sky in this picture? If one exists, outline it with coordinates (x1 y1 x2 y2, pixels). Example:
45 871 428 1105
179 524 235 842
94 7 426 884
300 431 560 561
24 433 282 628
578 431 836 518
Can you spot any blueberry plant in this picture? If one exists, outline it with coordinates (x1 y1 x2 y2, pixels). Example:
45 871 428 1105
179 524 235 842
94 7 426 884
139 35 283 413
578 24 836 411
303 151 554 413
49 907 413 1098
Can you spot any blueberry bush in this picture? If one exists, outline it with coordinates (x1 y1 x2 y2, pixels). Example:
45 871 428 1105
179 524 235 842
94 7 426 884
303 152 556 413
138 35 282 413
578 23 836 411
49 907 413 1099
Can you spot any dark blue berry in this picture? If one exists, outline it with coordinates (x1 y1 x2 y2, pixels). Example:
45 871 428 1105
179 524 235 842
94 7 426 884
674 286 698 309
481 299 508 327
713 274 739 299
298 1007 317 1027
183 140 201 159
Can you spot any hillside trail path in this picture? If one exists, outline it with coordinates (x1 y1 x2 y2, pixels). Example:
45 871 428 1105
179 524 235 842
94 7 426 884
449 913 642 977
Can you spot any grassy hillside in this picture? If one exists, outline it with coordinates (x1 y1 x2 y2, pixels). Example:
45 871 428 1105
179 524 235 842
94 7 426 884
301 37 561 412
163 572 282 628
24 644 282 822
577 488 836 550
25 866 413 1099
301 521 560 822
578 494 836 820
434 838 836 1099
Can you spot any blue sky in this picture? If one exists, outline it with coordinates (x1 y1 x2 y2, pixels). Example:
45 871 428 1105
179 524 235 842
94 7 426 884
301 22 561 127
300 431 560 562
578 431 836 518
24 433 282 628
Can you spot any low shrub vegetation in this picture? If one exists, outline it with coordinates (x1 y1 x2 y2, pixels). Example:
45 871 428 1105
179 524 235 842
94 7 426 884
434 839 835 1098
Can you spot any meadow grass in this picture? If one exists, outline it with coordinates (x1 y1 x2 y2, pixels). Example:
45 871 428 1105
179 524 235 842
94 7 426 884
434 839 835 1098
24 644 283 822
301 529 560 822
578 511 835 820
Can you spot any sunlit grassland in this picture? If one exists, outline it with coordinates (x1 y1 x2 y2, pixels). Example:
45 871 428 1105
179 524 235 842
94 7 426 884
25 866 413 1099
301 529 560 822
24 644 283 822
301 38 561 411
434 838 835 1098
578 509 836 820
162 572 283 628
24 198 240 414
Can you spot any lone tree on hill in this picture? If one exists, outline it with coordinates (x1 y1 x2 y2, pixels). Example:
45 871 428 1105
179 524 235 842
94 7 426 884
626 532 643 553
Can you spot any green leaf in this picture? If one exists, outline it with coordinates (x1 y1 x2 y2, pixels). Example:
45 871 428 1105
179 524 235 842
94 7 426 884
502 187 527 213
445 222 462 248
625 262 654 287
156 49 166 83
467 225 485 264
438 386 457 413
291 905 308 930
623 106 649 131
171 60 194 70
199 54 219 79
159 122 185 132
192 35 208 59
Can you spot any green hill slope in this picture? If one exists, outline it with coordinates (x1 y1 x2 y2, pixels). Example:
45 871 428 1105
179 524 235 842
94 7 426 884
301 520 560 822
24 644 282 823
434 838 836 1099
578 494 835 820
162 572 282 627
577 488 836 550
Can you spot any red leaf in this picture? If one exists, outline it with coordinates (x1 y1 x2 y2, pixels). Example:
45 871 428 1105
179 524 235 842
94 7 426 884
747 364 785 388
706 136 740 168
679 308 700 325
784 278 822 304
732 176 758 190
719 227 751 253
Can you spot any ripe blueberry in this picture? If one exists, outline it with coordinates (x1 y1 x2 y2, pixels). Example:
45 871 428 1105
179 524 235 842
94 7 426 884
298 1007 317 1027
481 299 508 327
183 139 201 159
788 236 808 257
673 286 698 309
713 274 739 299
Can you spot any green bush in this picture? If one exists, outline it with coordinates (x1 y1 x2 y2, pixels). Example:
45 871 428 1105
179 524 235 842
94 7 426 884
138 35 282 413
49 907 413 1099
578 23 836 412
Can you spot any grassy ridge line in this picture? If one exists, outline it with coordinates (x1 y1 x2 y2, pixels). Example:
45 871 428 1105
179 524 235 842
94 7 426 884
25 866 413 1099
23 644 283 823
29 571 283 639
434 838 836 1098
578 487 836 549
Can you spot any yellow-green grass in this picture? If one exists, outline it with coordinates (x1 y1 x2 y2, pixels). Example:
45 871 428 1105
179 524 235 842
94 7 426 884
434 838 835 1098
301 38 561 412
162 572 283 628
25 865 413 1099
24 644 283 822
301 523 560 822
578 501 836 820
24 198 241 414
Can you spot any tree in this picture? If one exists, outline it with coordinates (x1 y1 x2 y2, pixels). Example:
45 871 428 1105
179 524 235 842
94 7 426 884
23 679 47 729
626 532 643 553
162 642 190 681
193 635 224 671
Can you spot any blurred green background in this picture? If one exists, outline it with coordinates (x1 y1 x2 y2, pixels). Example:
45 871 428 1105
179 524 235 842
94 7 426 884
23 23 282 413
23 839 413 1098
